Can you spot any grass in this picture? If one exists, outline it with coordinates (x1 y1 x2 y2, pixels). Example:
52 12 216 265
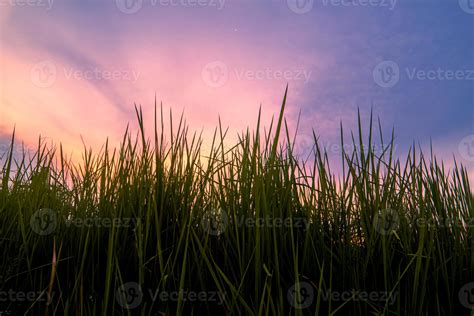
0 88 473 315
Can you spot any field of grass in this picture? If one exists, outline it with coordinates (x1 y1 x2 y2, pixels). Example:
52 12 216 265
1 89 473 315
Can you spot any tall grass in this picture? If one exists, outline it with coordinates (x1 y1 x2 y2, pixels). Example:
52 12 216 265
0 88 473 315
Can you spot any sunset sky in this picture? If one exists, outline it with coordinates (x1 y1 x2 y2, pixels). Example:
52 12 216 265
0 0 473 178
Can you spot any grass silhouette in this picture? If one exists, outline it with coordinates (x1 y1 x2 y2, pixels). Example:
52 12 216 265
0 88 473 315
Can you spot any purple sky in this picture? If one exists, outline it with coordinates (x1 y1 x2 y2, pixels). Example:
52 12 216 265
0 0 473 179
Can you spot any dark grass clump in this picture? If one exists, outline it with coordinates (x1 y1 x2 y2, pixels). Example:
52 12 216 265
0 88 473 315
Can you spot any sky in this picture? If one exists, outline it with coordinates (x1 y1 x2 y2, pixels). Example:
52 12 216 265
0 0 473 180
